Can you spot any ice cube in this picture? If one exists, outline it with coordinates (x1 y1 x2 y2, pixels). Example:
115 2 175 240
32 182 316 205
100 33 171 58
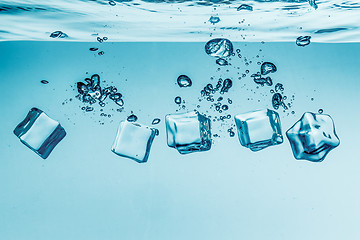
14 108 66 159
111 121 156 163
286 112 340 162
234 109 283 151
165 111 211 154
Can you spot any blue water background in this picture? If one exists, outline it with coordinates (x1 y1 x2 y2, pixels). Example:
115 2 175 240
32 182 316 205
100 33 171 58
0 41 360 239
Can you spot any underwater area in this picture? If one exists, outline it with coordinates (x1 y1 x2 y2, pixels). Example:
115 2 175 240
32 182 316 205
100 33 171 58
1 1 360 239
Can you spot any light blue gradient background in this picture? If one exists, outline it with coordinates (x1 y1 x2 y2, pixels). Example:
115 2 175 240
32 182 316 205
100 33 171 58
0 41 359 239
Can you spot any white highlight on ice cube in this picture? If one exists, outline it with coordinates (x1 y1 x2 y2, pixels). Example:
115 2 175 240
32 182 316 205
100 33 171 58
111 121 156 163
20 113 59 150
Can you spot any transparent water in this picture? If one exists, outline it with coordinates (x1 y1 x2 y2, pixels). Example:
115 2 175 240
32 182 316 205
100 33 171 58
1 1 360 239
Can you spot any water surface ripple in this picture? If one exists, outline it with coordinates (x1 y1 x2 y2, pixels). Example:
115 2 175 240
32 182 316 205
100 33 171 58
0 0 359 42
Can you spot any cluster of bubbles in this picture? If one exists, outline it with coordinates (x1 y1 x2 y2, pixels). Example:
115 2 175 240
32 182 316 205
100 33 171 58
87 36 109 56
199 78 234 124
76 74 124 111
250 62 277 87
89 47 104 56
200 78 233 101
97 36 108 43
270 83 294 111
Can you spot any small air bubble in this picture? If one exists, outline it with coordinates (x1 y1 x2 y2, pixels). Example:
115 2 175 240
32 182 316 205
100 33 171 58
152 118 161 125
175 96 182 104
127 114 138 122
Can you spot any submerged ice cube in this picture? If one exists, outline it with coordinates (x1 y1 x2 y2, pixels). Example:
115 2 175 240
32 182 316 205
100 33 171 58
111 121 156 163
234 109 283 151
286 112 340 162
165 111 211 154
14 108 66 159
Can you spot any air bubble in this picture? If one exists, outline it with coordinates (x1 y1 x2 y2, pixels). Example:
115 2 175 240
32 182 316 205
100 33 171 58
127 114 138 122
152 118 161 125
272 93 282 110
216 58 229 66
296 36 311 47
261 62 277 75
175 96 182 104
220 78 232 94
209 16 220 24
177 75 192 88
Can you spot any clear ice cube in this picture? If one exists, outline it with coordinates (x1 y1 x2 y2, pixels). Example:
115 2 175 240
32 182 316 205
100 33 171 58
286 112 340 162
234 109 283 151
165 111 211 154
111 121 156 163
14 108 66 159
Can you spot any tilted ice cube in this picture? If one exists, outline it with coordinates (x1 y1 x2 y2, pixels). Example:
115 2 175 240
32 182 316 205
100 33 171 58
111 121 156 163
286 112 340 162
234 109 283 151
165 111 211 154
14 108 66 159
